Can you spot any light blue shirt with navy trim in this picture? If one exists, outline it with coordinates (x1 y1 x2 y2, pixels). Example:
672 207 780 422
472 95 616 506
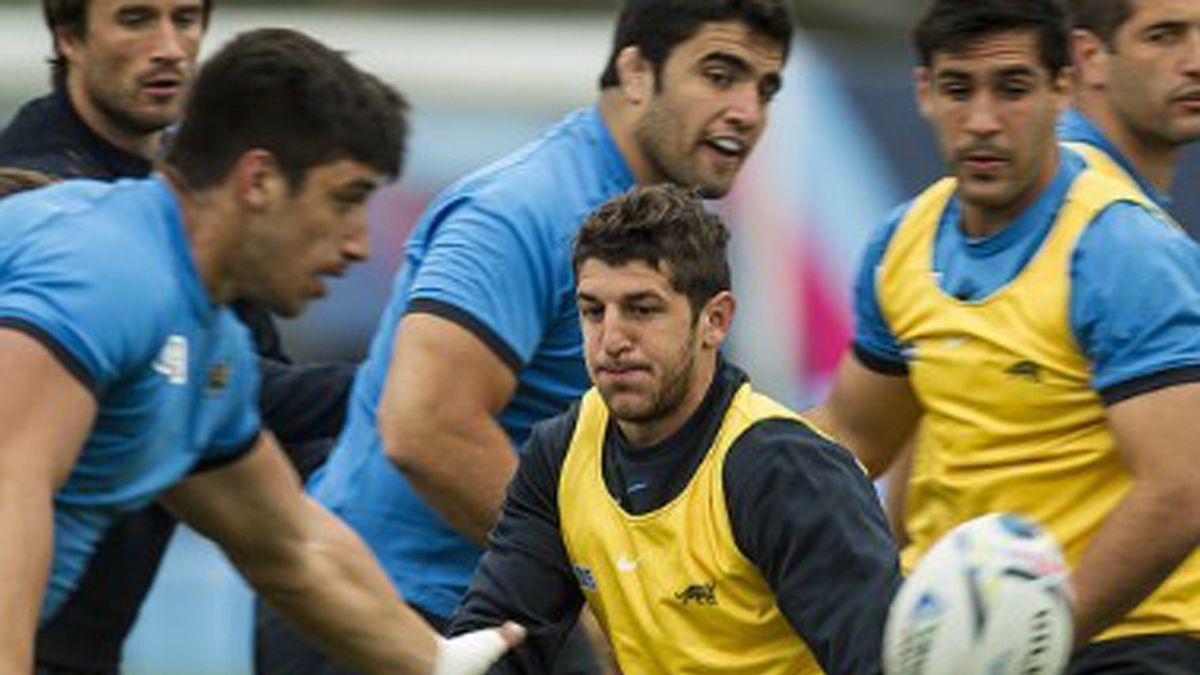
1058 107 1173 210
310 106 636 618
0 177 261 621
853 149 1200 398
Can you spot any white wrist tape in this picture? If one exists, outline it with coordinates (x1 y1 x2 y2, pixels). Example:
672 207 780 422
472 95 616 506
433 628 509 675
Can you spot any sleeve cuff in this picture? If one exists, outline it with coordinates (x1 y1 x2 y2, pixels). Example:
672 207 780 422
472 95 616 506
0 317 98 396
191 431 262 474
405 298 523 375
853 342 909 376
1099 365 1200 406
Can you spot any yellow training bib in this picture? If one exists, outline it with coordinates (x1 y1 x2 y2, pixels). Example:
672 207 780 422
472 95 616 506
559 385 822 674
879 168 1200 642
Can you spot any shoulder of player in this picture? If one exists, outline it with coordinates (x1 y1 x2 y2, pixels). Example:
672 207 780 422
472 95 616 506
1072 199 1194 276
432 119 614 232
724 417 867 492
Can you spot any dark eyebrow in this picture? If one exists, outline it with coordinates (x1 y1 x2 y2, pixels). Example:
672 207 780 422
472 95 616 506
333 179 378 202
934 69 972 83
701 51 753 75
575 290 665 304
115 4 156 17
995 65 1038 79
1142 20 1189 36
623 291 666 304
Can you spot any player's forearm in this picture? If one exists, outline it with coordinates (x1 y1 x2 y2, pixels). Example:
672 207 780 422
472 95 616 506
1069 480 1200 645
0 480 54 675
384 414 517 545
238 498 440 675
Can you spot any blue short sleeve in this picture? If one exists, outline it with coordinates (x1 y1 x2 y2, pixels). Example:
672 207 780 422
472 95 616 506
1070 202 1200 402
0 223 159 393
407 198 559 370
852 202 911 373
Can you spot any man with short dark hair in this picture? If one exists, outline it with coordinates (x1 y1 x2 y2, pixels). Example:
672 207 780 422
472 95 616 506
1 0 209 178
1061 0 1200 207
255 2 794 673
0 3 359 672
0 27 520 675
448 184 900 674
809 0 1200 671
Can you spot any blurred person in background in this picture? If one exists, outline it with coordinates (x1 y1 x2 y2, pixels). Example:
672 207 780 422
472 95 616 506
1062 0 1200 207
254 1 793 674
809 0 1200 671
0 27 520 675
449 184 900 674
0 2 357 672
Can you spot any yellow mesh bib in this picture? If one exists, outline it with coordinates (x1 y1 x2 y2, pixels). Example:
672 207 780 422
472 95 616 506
558 385 824 674
879 169 1200 641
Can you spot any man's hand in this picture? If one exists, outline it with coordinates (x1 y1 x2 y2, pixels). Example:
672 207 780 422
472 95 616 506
434 622 526 675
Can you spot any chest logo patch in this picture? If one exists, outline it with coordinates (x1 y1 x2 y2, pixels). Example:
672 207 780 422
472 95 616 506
1005 360 1043 383
152 335 189 385
675 582 718 606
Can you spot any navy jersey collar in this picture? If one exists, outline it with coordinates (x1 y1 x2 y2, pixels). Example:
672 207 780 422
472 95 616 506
51 88 154 179
1057 107 1171 210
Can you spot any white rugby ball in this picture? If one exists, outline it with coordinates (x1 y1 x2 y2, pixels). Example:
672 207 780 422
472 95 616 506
883 513 1074 675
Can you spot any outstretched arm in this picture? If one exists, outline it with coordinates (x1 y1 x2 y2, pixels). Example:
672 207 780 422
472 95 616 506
164 433 521 675
449 415 587 673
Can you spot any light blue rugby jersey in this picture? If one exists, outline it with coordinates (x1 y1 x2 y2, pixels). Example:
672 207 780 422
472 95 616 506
310 106 635 618
853 149 1200 401
0 177 261 620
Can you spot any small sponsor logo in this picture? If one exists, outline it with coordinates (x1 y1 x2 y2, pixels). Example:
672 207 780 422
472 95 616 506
572 564 597 591
675 582 717 606
616 555 638 572
206 362 231 392
1005 360 1042 382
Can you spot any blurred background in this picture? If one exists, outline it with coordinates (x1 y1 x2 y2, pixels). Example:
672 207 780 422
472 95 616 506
1 1 1198 673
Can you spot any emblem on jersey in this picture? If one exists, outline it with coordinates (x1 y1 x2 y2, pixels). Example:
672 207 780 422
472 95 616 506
616 555 639 572
675 582 718 606
207 362 232 392
1005 360 1042 383
152 335 189 385
572 564 598 591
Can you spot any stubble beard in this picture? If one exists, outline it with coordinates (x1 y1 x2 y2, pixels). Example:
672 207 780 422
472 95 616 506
606 329 699 426
88 75 176 138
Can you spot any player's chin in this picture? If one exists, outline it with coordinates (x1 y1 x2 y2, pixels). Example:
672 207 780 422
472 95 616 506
597 389 651 420
691 172 737 200
264 293 310 319
1167 117 1200 144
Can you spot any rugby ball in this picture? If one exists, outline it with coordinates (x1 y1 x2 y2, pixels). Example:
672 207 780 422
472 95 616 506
883 513 1074 675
